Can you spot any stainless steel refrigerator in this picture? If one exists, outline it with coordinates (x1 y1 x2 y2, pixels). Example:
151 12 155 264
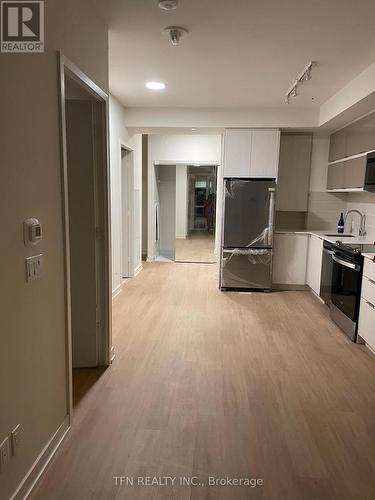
220 178 276 291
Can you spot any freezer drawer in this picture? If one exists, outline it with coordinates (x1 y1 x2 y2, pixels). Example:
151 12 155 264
221 248 272 290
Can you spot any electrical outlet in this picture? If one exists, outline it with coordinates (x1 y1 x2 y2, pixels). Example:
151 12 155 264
0 437 11 472
11 425 21 456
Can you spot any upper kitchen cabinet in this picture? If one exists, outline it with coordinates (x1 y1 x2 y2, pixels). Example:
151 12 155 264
250 129 280 178
276 134 312 211
223 129 280 178
328 128 347 162
327 156 367 191
345 113 375 158
328 110 375 163
223 129 252 177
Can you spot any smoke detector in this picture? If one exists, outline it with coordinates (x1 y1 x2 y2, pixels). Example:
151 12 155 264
162 26 189 46
158 0 179 10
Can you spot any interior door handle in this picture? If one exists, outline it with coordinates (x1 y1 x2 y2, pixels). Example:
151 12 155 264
366 300 375 309
367 277 375 286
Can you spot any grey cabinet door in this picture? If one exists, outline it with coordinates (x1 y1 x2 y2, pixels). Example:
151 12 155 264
329 129 347 162
327 163 345 190
277 134 312 211
343 156 366 188
327 157 366 190
346 113 375 157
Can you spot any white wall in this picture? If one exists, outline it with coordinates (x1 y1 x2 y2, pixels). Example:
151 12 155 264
123 106 319 129
320 61 375 126
0 0 108 498
176 165 188 239
147 134 222 260
109 95 142 296
307 134 347 230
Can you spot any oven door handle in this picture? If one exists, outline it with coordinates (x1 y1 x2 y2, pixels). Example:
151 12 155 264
332 254 360 271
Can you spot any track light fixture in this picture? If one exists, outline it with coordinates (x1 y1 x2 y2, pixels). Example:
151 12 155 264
285 61 315 104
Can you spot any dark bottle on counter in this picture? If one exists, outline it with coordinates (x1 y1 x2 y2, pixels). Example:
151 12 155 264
337 212 345 234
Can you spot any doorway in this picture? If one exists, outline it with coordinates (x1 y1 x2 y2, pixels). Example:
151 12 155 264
121 147 134 279
59 54 111 416
176 165 217 263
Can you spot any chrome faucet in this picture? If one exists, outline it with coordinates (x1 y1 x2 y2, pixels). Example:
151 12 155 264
345 209 367 236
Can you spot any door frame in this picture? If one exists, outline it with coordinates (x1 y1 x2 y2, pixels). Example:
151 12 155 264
58 52 112 422
121 145 135 278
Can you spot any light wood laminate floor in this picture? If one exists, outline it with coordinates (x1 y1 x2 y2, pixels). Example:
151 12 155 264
175 232 216 263
32 263 375 500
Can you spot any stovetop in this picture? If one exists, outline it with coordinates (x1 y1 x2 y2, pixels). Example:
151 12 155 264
335 241 375 255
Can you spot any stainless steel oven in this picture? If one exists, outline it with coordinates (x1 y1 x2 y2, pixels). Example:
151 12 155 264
320 241 334 305
330 246 363 341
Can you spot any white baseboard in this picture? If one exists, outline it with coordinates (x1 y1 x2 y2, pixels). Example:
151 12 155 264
365 342 375 355
110 345 116 363
146 256 154 262
11 415 70 500
134 263 143 277
112 283 123 299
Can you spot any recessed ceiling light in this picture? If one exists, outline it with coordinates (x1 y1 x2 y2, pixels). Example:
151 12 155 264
145 81 166 90
191 128 197 131
158 0 178 10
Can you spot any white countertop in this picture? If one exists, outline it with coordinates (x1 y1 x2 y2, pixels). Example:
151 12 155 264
362 253 375 261
275 229 375 250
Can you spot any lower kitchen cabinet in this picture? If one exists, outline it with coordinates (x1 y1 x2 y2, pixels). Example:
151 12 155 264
358 299 375 350
306 234 323 295
273 234 308 285
358 259 375 351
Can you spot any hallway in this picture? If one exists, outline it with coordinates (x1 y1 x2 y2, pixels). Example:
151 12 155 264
32 263 375 500
175 232 216 263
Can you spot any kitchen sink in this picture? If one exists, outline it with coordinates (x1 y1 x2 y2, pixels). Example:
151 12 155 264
324 234 355 237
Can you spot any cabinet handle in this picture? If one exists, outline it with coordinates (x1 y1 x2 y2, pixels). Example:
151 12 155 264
366 300 375 309
367 277 375 286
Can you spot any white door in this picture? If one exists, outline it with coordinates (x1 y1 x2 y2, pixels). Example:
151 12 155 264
121 149 134 278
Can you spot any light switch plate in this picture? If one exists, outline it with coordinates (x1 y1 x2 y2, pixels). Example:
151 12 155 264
26 254 43 282
0 437 11 472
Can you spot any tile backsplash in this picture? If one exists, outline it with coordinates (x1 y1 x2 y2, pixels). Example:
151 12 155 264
275 211 307 230
346 191 375 240
306 192 347 231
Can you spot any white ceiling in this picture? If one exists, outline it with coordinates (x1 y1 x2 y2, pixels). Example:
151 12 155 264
103 0 375 109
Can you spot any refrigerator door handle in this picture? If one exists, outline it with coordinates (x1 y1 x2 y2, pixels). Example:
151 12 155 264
267 187 276 246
